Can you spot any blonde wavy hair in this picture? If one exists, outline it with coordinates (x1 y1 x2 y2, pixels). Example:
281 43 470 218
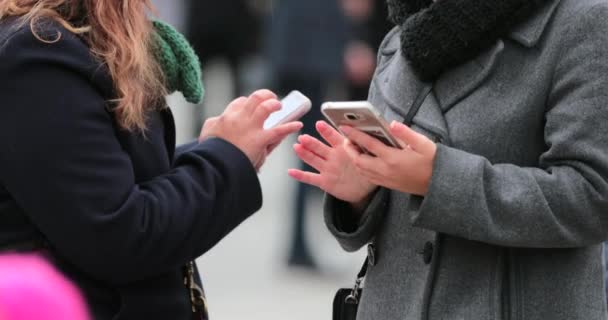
0 0 167 132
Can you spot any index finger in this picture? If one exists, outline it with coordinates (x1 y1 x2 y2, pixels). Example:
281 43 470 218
316 121 344 147
340 126 391 158
244 89 277 112
264 121 304 144
253 98 282 123
389 121 435 155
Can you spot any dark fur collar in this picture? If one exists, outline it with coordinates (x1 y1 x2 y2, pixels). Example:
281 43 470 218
387 0 548 81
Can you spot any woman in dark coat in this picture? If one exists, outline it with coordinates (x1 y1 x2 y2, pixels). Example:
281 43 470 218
0 1 301 319
291 0 608 319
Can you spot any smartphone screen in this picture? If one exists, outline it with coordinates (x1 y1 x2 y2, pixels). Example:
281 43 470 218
264 91 311 129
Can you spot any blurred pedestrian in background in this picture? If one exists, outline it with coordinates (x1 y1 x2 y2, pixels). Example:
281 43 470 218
266 0 349 269
340 0 392 101
0 254 90 320
185 0 262 100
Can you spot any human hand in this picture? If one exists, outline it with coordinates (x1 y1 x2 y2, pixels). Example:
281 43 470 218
340 121 437 196
288 121 378 206
200 89 303 171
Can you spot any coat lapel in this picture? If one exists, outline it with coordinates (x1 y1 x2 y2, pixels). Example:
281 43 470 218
411 92 449 143
381 89 451 144
371 31 449 143
434 40 505 114
434 0 562 114
373 27 425 120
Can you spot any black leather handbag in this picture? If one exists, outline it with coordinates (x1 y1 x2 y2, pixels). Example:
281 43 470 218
332 255 368 320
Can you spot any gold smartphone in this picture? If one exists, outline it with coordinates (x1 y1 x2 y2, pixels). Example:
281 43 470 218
321 101 402 150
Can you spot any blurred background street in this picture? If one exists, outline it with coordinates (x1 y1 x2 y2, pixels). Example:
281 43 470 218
153 0 392 318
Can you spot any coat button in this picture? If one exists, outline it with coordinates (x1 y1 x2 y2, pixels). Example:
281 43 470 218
421 242 434 265
367 243 377 266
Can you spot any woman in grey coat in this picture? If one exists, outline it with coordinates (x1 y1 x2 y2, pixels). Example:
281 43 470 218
289 0 608 319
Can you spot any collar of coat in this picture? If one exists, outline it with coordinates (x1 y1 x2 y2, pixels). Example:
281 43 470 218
386 0 561 81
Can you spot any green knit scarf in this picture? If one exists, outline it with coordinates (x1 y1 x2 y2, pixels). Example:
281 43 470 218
151 20 204 104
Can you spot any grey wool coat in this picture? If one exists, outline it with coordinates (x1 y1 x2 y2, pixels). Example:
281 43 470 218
325 0 608 319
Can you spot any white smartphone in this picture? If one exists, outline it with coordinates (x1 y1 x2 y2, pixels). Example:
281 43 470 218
263 90 312 129
321 101 402 149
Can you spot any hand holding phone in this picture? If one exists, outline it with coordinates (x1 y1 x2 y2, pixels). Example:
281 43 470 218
264 90 312 129
321 101 402 152
201 89 304 171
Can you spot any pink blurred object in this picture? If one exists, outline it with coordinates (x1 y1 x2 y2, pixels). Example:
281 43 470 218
0 254 90 320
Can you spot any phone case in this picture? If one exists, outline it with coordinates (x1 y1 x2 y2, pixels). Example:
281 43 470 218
321 101 401 149
264 91 312 129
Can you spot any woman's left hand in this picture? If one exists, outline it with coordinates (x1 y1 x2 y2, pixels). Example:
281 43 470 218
340 121 438 196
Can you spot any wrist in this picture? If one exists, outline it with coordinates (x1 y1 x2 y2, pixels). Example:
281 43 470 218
349 188 377 213
198 134 216 143
203 136 257 166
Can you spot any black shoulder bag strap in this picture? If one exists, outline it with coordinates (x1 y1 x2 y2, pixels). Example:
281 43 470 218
332 83 433 320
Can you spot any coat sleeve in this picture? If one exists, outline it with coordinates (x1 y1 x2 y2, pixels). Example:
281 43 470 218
324 189 389 252
175 140 199 158
0 26 262 284
411 5 608 248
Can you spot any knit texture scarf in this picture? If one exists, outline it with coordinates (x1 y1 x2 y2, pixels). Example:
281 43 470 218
386 0 548 81
151 20 204 104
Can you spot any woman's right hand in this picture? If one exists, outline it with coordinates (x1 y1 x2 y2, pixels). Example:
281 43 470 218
200 89 303 171
288 121 377 209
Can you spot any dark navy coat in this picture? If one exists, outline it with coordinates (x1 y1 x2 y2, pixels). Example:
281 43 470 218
0 18 262 319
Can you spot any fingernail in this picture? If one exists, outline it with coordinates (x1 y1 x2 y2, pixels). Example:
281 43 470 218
340 126 352 135
317 122 328 131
